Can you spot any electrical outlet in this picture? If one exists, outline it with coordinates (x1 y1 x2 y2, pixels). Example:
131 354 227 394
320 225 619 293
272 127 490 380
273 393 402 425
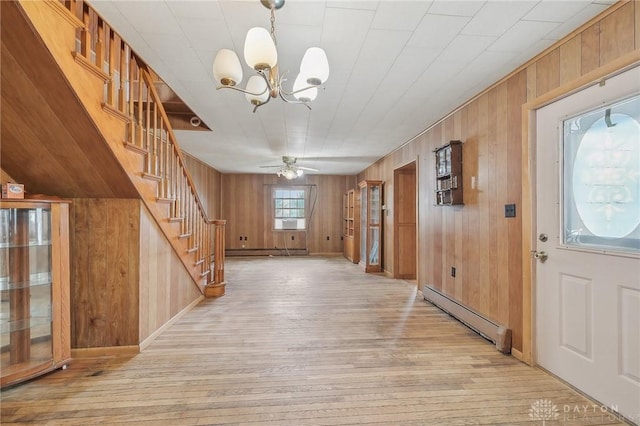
505 204 516 218
326 236 330 240
239 236 242 241
244 236 248 240
291 236 294 240
451 267 456 277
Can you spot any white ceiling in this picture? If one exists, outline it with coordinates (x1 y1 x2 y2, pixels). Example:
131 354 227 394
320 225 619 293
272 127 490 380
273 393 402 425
89 0 614 175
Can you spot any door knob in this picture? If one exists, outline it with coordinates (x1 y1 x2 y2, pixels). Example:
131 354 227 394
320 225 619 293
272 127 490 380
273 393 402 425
532 250 548 262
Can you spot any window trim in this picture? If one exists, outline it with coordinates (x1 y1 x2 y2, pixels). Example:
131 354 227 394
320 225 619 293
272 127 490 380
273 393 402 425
272 186 307 231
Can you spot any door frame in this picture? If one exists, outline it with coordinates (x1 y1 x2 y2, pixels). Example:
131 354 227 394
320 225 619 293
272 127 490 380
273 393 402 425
393 159 418 280
520 53 640 365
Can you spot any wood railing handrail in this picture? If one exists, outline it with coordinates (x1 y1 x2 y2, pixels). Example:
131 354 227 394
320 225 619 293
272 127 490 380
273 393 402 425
136 62 213 225
59 0 225 290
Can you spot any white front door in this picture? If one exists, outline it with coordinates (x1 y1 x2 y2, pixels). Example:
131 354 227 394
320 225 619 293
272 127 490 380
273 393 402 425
535 66 640 422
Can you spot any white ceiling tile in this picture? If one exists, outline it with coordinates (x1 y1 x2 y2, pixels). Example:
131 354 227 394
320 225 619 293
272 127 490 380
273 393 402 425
379 47 441 94
524 1 592 23
327 1 379 11
166 1 224 20
273 1 326 27
178 17 235 52
114 2 183 35
488 20 560 53
407 60 467 99
456 50 515 82
461 1 538 37
427 0 486 17
408 14 471 49
544 3 609 40
371 1 432 31
348 30 412 87
320 7 375 68
437 34 497 64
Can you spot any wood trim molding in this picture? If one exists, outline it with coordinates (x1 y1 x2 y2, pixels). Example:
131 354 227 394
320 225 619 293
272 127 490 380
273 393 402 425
123 141 148 155
520 53 640 366
71 345 140 358
511 348 524 362
102 103 130 123
139 296 204 352
72 51 109 82
42 0 85 29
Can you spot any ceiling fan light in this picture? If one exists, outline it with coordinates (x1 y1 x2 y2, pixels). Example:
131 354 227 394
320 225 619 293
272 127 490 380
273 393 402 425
213 49 243 86
296 169 304 176
293 74 317 102
283 168 297 180
300 47 329 85
244 27 278 70
245 75 269 105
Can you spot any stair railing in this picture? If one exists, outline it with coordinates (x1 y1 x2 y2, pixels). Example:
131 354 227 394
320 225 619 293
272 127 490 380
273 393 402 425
61 0 225 291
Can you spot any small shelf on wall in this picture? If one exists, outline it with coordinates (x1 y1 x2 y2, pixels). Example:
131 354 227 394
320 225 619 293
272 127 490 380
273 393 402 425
434 140 463 206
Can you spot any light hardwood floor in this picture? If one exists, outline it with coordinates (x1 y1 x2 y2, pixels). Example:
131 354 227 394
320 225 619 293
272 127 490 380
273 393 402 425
1 256 629 425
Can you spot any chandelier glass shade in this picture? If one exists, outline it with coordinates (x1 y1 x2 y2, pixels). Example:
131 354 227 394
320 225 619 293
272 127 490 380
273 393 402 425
277 166 304 180
212 0 329 112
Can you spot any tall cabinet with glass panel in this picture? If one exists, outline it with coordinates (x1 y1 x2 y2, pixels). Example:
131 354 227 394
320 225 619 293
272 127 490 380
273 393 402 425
0 198 71 388
359 180 383 273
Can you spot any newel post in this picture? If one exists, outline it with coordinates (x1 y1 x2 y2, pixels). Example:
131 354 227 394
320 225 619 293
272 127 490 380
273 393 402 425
204 220 226 298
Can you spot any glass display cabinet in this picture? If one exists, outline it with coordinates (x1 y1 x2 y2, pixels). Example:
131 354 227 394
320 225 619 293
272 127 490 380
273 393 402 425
359 180 383 273
0 198 71 388
342 188 359 264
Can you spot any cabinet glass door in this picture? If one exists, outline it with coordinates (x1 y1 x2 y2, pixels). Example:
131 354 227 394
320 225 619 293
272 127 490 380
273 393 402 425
368 185 380 265
360 187 367 262
0 206 53 376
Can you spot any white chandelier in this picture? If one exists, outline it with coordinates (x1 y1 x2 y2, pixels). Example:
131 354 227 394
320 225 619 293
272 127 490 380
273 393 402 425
212 0 329 112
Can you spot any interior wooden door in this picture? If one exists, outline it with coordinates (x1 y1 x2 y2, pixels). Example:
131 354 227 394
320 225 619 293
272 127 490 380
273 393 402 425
394 162 417 280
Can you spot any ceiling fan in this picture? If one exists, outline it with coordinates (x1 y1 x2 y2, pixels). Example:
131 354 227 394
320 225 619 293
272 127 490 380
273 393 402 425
260 156 319 179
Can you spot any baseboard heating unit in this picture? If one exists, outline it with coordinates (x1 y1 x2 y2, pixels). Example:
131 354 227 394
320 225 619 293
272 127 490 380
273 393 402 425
226 248 308 257
421 284 512 354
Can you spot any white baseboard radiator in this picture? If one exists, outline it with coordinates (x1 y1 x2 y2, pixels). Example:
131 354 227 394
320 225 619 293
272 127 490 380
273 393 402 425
421 284 512 354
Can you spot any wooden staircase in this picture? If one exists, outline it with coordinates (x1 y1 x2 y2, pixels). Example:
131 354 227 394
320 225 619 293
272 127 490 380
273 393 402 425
17 0 225 296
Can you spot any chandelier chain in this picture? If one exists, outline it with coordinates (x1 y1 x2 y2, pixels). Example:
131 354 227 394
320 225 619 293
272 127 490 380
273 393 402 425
270 5 277 46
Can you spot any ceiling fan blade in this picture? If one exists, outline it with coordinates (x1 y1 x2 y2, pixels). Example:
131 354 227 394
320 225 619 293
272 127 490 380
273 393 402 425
298 166 320 172
259 165 281 168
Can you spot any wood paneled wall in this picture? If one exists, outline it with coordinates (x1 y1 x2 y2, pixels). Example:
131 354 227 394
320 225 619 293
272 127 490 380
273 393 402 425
358 1 639 355
183 153 222 220
1 168 15 184
138 204 201 343
70 199 201 349
70 199 140 348
221 174 355 253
